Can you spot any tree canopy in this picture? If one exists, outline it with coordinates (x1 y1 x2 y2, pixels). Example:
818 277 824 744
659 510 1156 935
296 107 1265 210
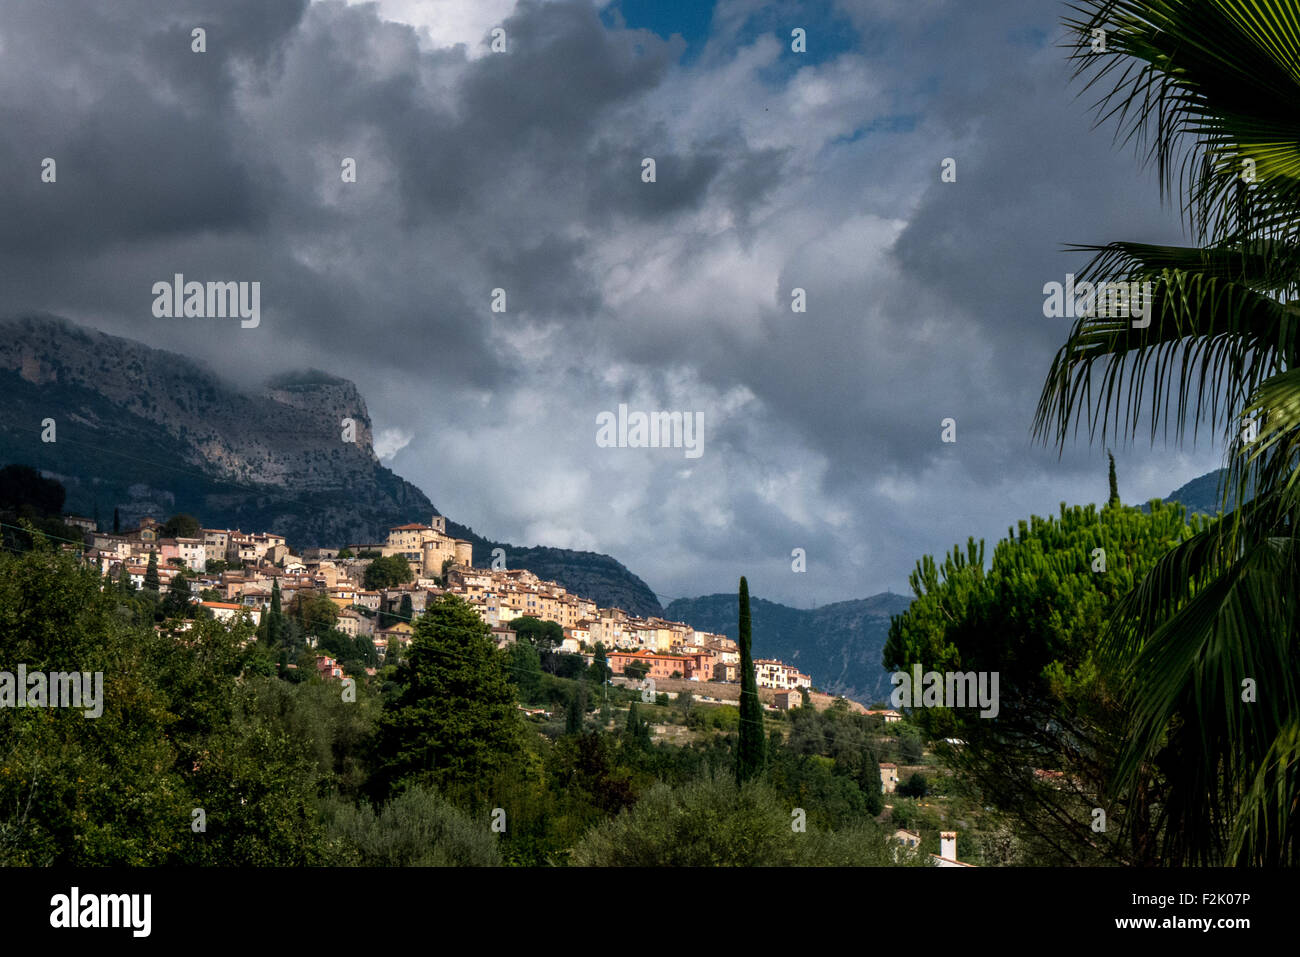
1035 0 1300 864
884 497 1203 864
374 595 524 804
511 616 563 651
363 554 413 591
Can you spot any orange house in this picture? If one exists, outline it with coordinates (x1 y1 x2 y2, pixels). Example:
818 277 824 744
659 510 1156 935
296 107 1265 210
608 650 692 680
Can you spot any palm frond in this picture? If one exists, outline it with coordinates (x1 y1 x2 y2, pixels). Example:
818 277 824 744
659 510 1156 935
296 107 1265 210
1063 0 1300 245
1229 716 1300 863
1034 266 1298 452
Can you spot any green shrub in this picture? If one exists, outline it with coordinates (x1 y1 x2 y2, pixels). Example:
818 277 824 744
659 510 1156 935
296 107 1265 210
570 772 923 867
321 787 501 866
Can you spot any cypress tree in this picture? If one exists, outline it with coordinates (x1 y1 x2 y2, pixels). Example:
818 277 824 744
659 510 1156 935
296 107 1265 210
265 579 284 646
112 507 120 534
566 681 587 734
284 618 303 655
1107 451 1120 507
626 701 640 737
623 702 651 750
736 576 765 783
143 551 160 593
163 568 191 618
590 642 609 685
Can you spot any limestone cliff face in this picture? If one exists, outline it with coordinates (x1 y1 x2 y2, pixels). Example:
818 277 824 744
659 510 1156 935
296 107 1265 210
0 313 664 616
0 314 432 544
0 315 379 492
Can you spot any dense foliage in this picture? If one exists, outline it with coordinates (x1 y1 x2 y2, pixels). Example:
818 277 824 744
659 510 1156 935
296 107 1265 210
1038 0 1300 864
0 540 908 866
884 496 1205 864
363 554 413 591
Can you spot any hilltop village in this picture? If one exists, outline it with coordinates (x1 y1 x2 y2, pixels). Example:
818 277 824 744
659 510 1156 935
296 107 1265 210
73 513 814 699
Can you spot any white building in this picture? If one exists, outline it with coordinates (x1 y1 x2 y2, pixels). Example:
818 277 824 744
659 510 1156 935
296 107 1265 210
753 658 812 691
200 601 262 627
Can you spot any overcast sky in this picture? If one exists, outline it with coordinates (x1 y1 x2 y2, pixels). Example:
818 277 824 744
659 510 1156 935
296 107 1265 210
0 0 1228 607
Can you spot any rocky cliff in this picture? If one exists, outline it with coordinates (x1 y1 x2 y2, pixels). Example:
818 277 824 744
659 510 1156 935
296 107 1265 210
0 314 661 616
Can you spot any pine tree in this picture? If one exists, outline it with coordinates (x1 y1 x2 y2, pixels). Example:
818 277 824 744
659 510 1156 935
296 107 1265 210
143 551 160 594
374 595 523 801
736 576 765 784
1107 451 1120 507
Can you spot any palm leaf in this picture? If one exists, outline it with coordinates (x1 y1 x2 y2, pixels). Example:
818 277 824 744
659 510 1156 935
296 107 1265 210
1044 0 1300 864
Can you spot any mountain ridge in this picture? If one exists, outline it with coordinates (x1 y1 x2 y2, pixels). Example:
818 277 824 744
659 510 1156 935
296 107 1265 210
665 591 912 702
0 313 661 616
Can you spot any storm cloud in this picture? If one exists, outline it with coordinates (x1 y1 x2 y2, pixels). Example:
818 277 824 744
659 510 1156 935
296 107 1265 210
0 0 1226 606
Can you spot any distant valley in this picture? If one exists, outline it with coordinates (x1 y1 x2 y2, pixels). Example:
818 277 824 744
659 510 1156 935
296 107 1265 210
666 592 913 703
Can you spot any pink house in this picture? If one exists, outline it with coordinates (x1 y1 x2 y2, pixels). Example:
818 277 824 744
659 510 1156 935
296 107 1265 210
316 655 344 680
158 539 181 565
